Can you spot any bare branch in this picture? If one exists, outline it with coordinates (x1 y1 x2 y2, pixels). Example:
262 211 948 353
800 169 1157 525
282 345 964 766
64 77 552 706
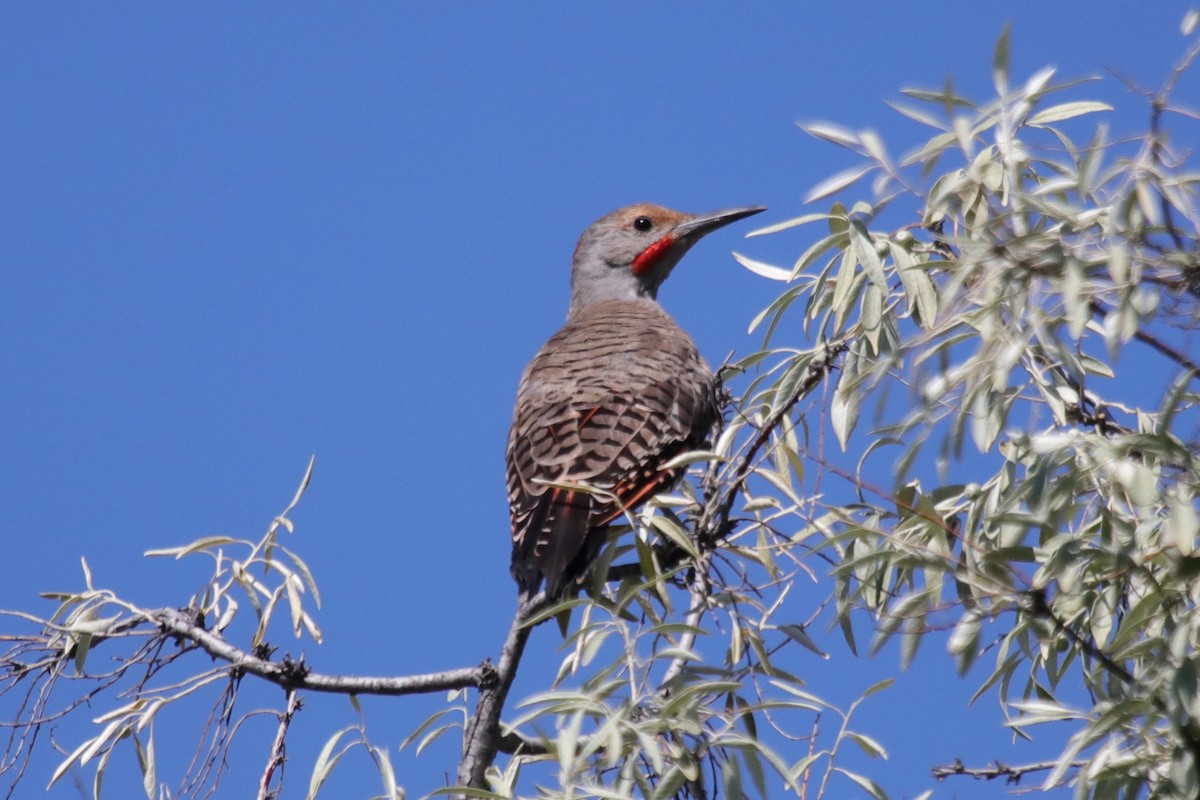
257 690 299 800
659 553 710 690
455 595 550 794
496 728 548 757
1021 588 1200 770
154 608 484 696
1088 301 1200 378
931 757 1085 783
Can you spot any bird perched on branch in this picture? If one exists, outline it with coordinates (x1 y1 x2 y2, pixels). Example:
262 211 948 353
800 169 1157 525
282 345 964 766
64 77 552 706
506 203 765 601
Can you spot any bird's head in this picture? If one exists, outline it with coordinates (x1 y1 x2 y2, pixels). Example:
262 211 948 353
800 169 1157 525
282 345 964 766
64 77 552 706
568 203 765 316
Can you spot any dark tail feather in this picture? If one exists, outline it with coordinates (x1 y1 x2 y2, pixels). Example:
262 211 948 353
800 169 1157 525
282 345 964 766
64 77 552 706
510 521 545 602
536 489 593 600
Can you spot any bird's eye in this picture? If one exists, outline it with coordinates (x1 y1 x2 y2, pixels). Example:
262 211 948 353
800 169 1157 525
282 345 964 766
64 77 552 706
633 216 654 232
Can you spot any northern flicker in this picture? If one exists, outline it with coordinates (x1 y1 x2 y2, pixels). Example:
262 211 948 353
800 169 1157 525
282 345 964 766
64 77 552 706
506 203 765 601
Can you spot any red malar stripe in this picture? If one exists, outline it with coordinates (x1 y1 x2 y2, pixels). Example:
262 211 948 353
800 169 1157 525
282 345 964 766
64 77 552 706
631 234 677 276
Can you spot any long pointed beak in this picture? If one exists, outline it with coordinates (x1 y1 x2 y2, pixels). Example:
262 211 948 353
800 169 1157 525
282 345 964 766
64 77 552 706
673 206 766 240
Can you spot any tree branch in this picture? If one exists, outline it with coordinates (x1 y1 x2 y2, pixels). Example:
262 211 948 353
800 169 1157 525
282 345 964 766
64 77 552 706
154 608 484 696
704 336 850 541
1022 589 1200 771
497 728 549 757
931 757 1085 783
1090 300 1200 377
659 555 710 690
257 690 299 800
455 596 548 793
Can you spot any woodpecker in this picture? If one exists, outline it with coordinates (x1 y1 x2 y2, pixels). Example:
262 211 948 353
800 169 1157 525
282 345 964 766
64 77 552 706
506 203 765 601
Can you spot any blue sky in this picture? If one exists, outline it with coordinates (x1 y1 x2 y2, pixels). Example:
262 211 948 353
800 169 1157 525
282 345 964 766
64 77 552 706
2 5 1195 799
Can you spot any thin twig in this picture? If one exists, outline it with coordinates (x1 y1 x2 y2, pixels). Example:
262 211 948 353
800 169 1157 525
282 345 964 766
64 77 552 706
1090 300 1200 377
931 756 1085 783
704 337 851 541
659 554 711 690
1022 589 1200 770
257 690 299 800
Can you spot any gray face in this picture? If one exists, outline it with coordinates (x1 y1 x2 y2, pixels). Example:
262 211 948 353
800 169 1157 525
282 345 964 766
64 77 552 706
568 204 693 316
566 203 767 318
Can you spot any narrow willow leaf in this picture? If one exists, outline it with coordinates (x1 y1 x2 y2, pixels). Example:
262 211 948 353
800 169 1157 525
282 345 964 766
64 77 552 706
283 454 316 517
145 536 239 559
969 389 1004 452
1006 699 1084 725
78 717 128 768
285 574 304 638
140 727 157 800
73 632 92 674
1021 66 1056 100
416 724 458 757
805 163 877 203
788 752 822 786
1117 459 1158 506
747 212 832 237
95 735 116 800
1078 354 1114 378
1168 489 1198 554
849 220 887 290
67 615 124 636
558 711 583 775
870 592 926 656
992 24 1011 94
215 595 238 632
1135 179 1164 226
899 86 976 109
372 744 399 800
648 515 699 558
830 249 858 328
885 100 946 130
861 678 896 699
652 766 687 800
835 767 888 800
798 121 860 149
280 544 322 607
722 754 743 800
900 614 923 669
827 202 849 236
845 731 888 759
831 369 860 452
1028 101 1113 126
1063 257 1087 339
49 736 94 789
733 251 793 281
778 624 829 659
861 282 883 354
859 130 893 172
948 610 982 674
747 285 805 335
301 610 323 644
839 611 858 656
901 130 957 169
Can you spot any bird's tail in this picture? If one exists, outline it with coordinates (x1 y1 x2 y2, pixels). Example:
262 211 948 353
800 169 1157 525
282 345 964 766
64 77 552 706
512 488 593 601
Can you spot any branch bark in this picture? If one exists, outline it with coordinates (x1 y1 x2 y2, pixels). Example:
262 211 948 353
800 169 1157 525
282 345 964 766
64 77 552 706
931 757 1085 783
702 335 850 541
454 597 545 793
257 689 299 800
155 608 484 696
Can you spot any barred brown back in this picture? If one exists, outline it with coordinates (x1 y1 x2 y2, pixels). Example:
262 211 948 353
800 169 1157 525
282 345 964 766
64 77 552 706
506 298 716 599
